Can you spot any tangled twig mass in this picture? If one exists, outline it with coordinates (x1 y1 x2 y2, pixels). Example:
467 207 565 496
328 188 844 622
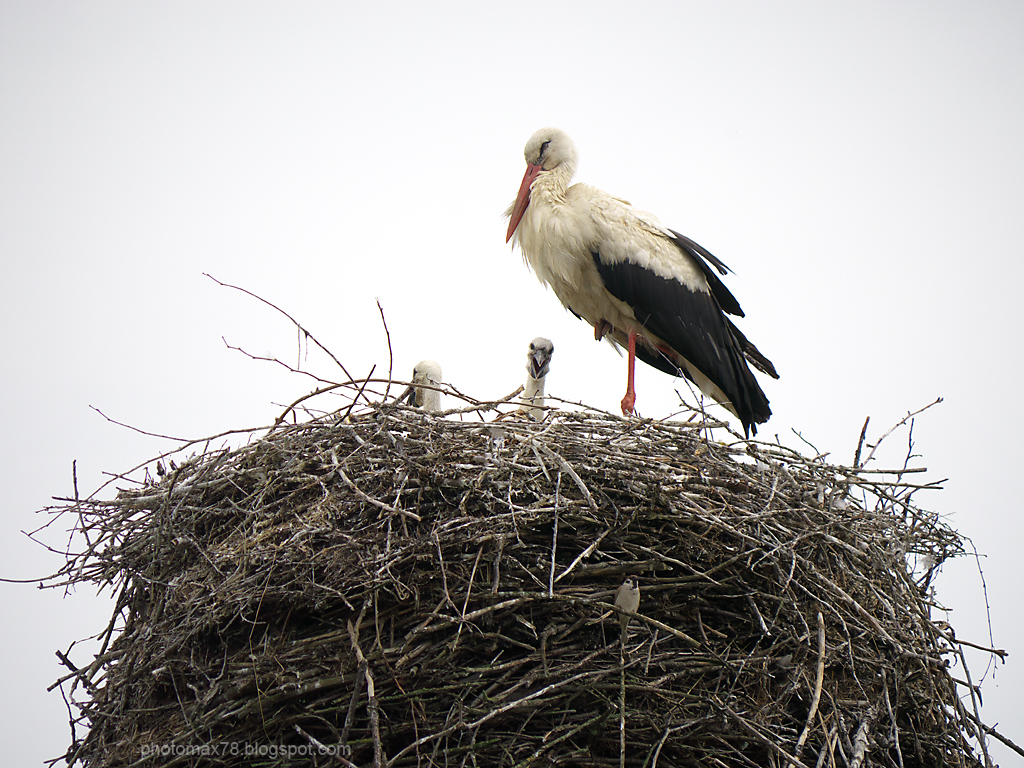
44 387 1003 767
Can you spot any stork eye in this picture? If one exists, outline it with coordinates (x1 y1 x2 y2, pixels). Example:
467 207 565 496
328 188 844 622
539 140 551 159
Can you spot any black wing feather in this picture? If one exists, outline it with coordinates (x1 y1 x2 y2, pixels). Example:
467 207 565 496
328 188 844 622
592 251 772 436
726 317 779 379
667 229 777 379
667 229 744 317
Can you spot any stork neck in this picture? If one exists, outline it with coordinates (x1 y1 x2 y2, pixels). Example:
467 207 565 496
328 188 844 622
530 164 573 207
420 389 441 412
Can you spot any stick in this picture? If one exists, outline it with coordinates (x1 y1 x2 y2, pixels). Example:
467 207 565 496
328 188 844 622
555 526 611 584
376 299 393 403
848 704 878 768
336 467 422 522
880 669 904 768
860 398 943 468
549 469 561 598
952 642 992 766
539 445 600 514
853 416 870 469
294 724 360 767
619 657 626 768
348 617 383 768
794 611 825 758
721 704 812 768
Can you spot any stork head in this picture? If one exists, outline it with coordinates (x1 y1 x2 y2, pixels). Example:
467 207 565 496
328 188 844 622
524 127 577 173
506 128 578 242
526 337 554 380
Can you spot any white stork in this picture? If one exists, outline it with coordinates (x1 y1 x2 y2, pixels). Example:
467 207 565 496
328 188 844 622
506 128 778 437
519 337 554 419
403 360 443 412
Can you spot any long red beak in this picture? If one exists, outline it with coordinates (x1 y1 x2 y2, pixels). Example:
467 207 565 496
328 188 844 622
506 162 542 242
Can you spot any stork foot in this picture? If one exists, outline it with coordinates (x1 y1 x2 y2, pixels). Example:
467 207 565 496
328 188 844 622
594 320 613 341
620 391 635 416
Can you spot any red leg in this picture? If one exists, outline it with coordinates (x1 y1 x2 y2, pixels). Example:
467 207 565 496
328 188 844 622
620 329 637 415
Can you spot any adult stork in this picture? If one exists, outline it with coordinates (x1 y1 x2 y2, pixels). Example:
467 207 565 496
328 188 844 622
519 337 554 419
403 360 443 412
505 128 778 436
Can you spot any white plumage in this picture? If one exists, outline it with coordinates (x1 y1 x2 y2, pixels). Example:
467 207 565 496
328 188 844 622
519 337 554 419
405 360 442 412
506 128 777 436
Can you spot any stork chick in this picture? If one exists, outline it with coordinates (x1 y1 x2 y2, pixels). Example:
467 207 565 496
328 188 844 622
519 337 554 419
404 360 442 412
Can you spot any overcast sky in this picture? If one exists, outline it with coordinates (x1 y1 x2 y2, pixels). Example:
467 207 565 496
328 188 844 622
2 2 1022 764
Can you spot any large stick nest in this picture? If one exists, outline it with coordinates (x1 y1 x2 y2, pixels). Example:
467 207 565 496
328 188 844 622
47 391 992 767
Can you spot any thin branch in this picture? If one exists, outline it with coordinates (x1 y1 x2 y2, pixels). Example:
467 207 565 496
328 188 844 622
860 397 943 468
376 299 394 403
205 272 356 383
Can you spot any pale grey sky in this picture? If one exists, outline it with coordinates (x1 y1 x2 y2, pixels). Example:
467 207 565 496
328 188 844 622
2 2 1022 764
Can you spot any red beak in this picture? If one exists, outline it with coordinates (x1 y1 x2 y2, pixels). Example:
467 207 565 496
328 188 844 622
506 162 542 242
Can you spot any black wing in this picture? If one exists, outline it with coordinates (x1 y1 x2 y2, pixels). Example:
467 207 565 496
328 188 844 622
592 251 772 435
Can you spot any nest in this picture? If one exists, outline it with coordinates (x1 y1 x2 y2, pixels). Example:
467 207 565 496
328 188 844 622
46 388 996 767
